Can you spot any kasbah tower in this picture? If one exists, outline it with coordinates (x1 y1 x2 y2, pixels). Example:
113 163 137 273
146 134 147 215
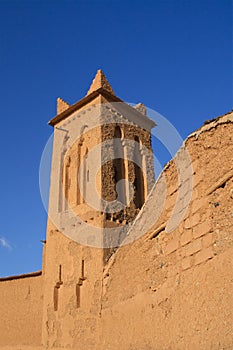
43 69 155 347
0 70 233 350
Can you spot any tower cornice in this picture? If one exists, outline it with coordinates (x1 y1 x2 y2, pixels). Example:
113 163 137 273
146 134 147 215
49 88 156 129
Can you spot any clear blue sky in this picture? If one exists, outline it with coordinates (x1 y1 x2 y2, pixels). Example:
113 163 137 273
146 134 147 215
0 0 232 276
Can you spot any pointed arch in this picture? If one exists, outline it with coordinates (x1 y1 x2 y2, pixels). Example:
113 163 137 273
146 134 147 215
64 156 71 211
133 136 144 209
76 141 82 205
113 126 126 204
81 147 88 204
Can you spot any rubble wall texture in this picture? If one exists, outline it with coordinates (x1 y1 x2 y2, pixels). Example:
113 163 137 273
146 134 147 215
0 274 43 347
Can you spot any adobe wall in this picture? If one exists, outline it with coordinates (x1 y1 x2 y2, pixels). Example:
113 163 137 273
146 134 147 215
100 112 233 350
42 221 104 349
0 273 43 347
3 111 231 350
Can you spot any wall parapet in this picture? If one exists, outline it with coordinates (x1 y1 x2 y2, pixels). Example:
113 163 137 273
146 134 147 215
0 270 42 282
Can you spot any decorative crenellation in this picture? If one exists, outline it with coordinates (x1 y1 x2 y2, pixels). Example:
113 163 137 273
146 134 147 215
57 97 70 114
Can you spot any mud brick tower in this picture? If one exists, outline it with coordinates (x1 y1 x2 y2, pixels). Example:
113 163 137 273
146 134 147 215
42 70 155 347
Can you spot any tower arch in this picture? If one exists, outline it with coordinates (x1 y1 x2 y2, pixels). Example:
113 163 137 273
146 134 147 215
133 135 145 209
113 125 126 204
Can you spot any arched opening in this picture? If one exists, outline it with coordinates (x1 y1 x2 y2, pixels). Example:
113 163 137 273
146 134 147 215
113 126 126 204
133 136 144 209
58 151 65 213
64 156 71 211
81 147 88 204
76 141 82 205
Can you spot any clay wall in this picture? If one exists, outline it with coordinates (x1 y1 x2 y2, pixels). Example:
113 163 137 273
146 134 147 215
42 112 233 350
41 221 104 349
3 111 231 350
100 113 233 350
0 273 43 347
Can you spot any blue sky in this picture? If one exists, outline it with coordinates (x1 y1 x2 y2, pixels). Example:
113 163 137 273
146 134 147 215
0 0 232 276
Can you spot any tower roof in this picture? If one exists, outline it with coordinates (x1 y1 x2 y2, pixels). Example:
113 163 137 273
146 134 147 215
48 70 156 129
87 69 115 96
